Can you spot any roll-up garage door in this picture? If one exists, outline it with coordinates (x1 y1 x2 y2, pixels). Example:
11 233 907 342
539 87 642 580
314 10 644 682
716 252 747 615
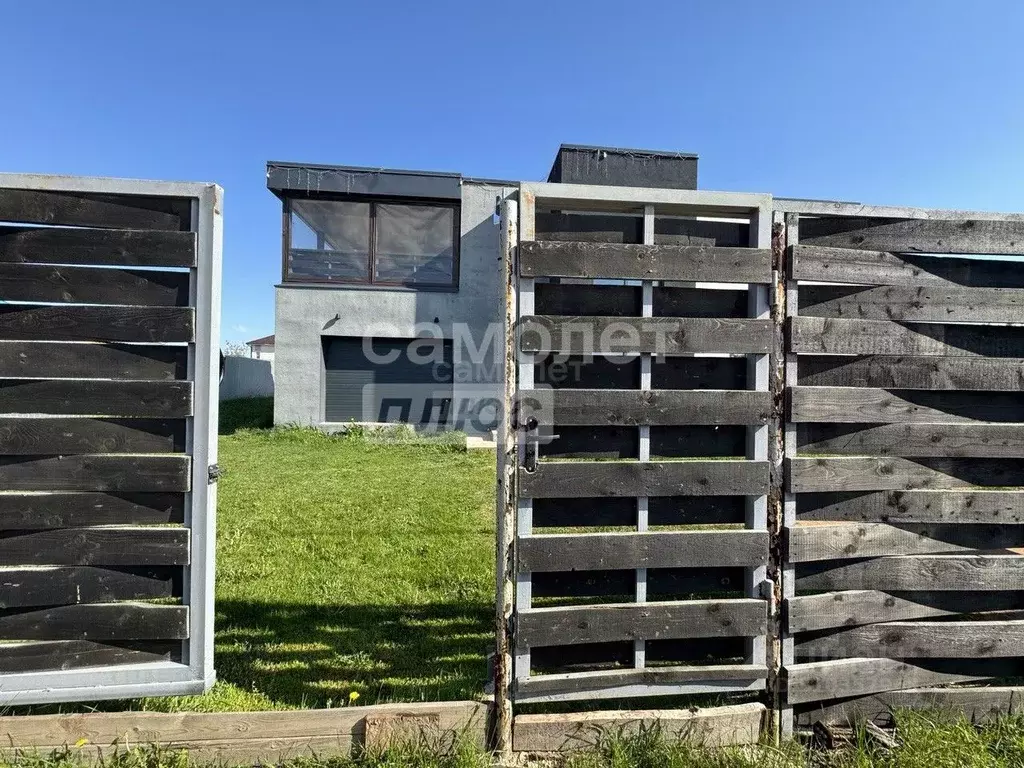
323 337 454 424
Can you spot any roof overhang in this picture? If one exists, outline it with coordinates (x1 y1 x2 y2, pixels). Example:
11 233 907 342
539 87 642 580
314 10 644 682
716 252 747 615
266 161 462 201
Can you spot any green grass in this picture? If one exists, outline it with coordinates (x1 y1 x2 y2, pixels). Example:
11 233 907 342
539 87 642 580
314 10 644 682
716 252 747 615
138 422 496 712
218 397 274 434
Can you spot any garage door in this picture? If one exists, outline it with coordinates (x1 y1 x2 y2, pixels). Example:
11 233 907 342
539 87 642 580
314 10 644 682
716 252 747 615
323 337 454 424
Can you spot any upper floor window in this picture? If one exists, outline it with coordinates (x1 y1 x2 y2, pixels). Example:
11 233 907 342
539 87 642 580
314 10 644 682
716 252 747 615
285 198 459 289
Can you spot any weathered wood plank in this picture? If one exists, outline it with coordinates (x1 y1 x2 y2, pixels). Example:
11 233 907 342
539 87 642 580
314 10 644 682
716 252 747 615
0 189 187 231
517 599 768 647
786 522 1024 562
796 620 1024 660
0 380 192 417
0 640 180 673
0 342 187 380
0 455 191 492
797 490 1024 524
787 590 1024 633
0 603 187 641
524 389 771 426
797 218 1024 255
0 418 184 455
798 355 1024 390
516 668 766 701
520 460 769 498
535 283 640 317
0 528 188 566
0 226 196 267
790 387 1024 424
800 687 1024 727
514 703 766 751
0 263 189 306
0 565 178 607
798 423 1024 458
784 658 1005 705
0 493 184 529
519 531 768 572
520 316 772 355
791 316 1024 358
519 241 771 283
800 284 1024 324
532 496 747 528
796 554 1024 592
0 306 193 342
787 457 1024 493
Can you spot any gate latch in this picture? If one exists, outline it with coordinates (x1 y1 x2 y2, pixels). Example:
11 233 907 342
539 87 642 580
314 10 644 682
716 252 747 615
208 464 222 484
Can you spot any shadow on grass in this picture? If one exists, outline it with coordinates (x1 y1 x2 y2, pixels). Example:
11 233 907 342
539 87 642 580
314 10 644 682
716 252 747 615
213 599 492 707
219 397 274 434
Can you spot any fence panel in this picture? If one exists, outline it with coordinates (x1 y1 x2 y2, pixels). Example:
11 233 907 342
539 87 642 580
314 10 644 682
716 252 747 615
507 184 773 706
779 202 1024 730
0 174 221 704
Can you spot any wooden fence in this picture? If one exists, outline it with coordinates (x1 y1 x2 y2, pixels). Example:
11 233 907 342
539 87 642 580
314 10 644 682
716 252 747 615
500 184 774 726
777 201 1024 731
0 174 221 704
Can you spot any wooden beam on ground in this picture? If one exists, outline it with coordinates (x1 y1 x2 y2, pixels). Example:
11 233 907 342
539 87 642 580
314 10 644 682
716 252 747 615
513 703 766 751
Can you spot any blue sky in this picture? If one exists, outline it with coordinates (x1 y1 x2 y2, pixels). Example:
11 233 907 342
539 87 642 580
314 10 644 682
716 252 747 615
2 1 1022 345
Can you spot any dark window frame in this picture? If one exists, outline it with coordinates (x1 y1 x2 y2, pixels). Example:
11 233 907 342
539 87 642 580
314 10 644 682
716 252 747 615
282 194 461 291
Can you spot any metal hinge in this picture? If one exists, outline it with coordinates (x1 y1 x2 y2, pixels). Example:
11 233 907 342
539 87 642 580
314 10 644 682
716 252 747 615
208 464 222 484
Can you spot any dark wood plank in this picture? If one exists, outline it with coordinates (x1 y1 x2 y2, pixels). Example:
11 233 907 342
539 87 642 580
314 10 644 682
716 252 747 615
0 381 192 417
532 496 747 528
535 283 640 317
0 528 188 566
788 457 1024 493
798 355 1024 391
519 531 768 572
520 316 772 355
784 658 1004 705
0 566 178 607
798 423 1024 458
0 263 190 306
786 521 1024 562
0 640 180 673
787 590 1024 633
0 342 187 380
790 387 1024 424
0 493 183 530
524 389 771 426
796 620 1024 660
0 226 196 267
0 306 193 342
520 460 769 498
800 284 1024 324
517 599 767 648
797 217 1024 256
791 316 1024 357
0 603 187 641
796 554 1024 592
0 455 191 492
519 241 771 283
800 687 1024 727
797 490 1024 524
0 189 187 231
0 418 184 455
653 287 749 319
515 665 768 700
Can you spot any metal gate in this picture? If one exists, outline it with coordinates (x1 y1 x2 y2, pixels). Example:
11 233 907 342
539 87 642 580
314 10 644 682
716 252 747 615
0 173 221 704
496 183 775 717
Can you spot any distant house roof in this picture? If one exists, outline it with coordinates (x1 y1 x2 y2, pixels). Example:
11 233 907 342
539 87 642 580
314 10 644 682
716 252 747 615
247 334 275 347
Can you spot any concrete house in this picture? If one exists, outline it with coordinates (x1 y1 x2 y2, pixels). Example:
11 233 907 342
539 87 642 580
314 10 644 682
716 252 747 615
266 146 699 435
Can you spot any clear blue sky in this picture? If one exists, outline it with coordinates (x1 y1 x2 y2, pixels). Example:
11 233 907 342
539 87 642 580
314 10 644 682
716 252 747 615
2 1 1022 344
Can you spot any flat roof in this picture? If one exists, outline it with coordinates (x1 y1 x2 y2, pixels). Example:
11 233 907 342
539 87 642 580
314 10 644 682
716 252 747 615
266 161 463 201
557 143 699 159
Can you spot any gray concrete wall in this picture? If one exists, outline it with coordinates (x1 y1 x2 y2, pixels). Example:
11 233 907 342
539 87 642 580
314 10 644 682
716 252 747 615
273 181 514 433
220 356 274 401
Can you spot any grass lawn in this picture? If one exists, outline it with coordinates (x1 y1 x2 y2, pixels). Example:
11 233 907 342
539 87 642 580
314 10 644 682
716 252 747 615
139 400 497 712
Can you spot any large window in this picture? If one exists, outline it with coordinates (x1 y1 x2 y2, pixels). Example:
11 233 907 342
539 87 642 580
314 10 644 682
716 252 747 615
286 198 459 289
